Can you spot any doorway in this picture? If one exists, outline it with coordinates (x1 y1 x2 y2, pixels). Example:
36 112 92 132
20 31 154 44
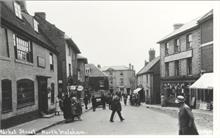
37 77 48 114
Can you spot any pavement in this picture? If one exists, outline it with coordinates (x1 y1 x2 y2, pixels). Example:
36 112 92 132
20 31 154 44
145 104 213 135
2 103 92 135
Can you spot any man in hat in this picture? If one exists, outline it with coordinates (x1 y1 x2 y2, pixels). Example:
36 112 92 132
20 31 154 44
175 95 199 135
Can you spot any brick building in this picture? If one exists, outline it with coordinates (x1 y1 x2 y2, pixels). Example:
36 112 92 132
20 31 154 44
34 13 81 94
101 65 136 95
137 49 160 104
157 10 213 107
189 10 213 110
157 15 202 106
0 1 58 128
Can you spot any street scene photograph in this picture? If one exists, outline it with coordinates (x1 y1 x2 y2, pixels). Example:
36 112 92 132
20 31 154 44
0 0 218 136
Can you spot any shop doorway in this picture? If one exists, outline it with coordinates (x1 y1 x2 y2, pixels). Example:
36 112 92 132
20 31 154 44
37 77 48 114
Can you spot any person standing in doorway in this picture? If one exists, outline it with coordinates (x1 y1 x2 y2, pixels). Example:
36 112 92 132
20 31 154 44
175 95 199 135
110 94 125 122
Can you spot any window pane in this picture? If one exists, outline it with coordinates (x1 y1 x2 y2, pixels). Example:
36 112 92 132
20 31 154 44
2 79 12 112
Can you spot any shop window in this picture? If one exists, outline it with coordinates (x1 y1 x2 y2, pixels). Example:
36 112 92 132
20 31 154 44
17 79 35 108
2 79 12 113
14 34 33 63
51 83 55 104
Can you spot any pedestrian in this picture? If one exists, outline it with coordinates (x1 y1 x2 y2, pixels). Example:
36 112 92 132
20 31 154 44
101 93 106 109
55 96 61 115
123 93 128 105
92 95 96 112
175 95 199 135
63 94 73 123
84 94 89 110
110 95 125 122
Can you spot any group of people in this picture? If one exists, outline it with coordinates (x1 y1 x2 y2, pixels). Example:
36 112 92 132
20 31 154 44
130 93 141 106
56 92 83 123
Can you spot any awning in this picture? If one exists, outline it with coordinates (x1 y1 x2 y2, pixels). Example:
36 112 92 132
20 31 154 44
189 73 213 89
133 88 142 94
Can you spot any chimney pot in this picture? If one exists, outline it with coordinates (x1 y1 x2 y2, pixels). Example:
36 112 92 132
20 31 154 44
35 12 46 20
173 23 184 30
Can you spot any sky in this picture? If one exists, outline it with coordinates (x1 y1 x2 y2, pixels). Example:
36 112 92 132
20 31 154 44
26 1 215 72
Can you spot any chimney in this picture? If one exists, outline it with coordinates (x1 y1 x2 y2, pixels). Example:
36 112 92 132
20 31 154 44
149 49 155 62
129 63 131 70
97 64 101 69
173 23 184 30
132 65 134 70
145 60 148 66
35 12 46 20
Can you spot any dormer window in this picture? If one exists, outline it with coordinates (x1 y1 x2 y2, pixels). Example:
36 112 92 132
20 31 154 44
14 2 22 19
34 19 39 32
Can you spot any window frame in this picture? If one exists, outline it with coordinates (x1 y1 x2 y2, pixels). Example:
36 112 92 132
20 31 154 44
187 58 192 75
165 42 169 56
174 60 180 76
49 53 54 71
17 79 35 108
33 19 39 33
186 34 193 49
174 38 181 53
14 2 22 19
165 62 169 77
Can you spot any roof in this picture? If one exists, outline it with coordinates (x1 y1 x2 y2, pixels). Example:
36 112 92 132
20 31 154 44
85 64 108 77
198 9 213 23
137 56 160 75
157 16 201 43
189 73 213 89
101 66 130 71
0 2 57 54
65 38 81 54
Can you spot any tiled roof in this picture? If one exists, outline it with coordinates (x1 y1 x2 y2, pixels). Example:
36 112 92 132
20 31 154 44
85 64 108 77
0 2 57 53
137 56 160 75
101 66 130 71
157 10 213 43
198 9 213 23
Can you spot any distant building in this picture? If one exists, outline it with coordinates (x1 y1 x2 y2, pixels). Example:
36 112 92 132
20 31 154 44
0 1 58 128
34 12 81 94
137 52 160 104
85 64 109 93
157 10 213 108
101 65 136 95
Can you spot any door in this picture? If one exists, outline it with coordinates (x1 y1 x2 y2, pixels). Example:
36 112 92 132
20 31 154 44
38 77 48 114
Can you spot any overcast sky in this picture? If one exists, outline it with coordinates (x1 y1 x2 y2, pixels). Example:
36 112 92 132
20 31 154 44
27 1 215 72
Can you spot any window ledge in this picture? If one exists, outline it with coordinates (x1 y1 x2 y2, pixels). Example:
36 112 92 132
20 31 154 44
0 56 11 62
17 102 35 109
15 59 34 66
2 109 12 114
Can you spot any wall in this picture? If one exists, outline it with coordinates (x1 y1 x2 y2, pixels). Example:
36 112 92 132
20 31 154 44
160 28 201 78
0 26 58 127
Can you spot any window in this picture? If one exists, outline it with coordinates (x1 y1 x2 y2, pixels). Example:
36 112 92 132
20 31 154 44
33 19 39 32
17 79 35 108
174 38 181 53
165 42 169 56
51 83 55 104
69 63 71 76
14 2 22 19
0 28 10 57
165 62 169 76
120 72 124 76
2 79 12 113
187 58 192 75
120 78 124 86
186 34 192 49
49 53 54 71
175 60 180 76
14 34 33 62
99 80 104 88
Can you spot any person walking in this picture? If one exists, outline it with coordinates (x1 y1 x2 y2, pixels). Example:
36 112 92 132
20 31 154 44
92 95 96 112
63 94 72 123
175 95 199 135
101 93 106 109
123 93 128 106
84 94 89 110
110 95 125 122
